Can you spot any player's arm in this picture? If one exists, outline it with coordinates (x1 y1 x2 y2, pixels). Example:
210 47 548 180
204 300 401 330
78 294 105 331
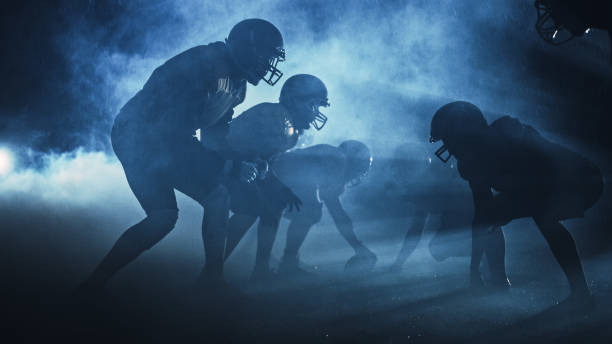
323 195 369 254
468 179 494 286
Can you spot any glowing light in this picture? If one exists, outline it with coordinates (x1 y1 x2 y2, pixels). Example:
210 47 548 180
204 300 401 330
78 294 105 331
0 148 14 176
552 30 558 39
585 28 591 34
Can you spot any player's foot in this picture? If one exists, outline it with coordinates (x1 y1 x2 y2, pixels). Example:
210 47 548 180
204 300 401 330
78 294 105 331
278 258 317 280
386 262 403 273
248 268 278 291
488 275 511 292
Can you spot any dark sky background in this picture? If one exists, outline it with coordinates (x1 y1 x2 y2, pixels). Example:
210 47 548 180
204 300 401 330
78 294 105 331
1 0 612 164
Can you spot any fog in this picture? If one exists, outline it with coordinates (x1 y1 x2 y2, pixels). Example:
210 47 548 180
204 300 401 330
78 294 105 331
3 1 612 342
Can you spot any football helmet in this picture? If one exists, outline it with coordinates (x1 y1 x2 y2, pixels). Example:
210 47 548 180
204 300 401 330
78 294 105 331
430 101 487 163
226 19 285 86
339 140 372 187
534 0 590 45
279 74 330 130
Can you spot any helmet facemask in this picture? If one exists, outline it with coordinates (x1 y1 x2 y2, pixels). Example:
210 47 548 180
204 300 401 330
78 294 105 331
430 136 452 163
226 19 286 86
253 48 285 86
289 97 329 130
534 0 587 45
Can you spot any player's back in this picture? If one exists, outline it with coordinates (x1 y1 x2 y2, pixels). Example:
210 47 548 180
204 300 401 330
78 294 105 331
224 102 299 160
459 116 600 195
272 144 346 202
115 42 245 138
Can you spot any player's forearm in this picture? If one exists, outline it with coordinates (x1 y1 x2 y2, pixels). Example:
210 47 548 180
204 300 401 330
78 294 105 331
470 218 488 275
394 212 427 266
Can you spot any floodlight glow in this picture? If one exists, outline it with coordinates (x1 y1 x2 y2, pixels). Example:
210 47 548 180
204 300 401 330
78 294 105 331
0 148 14 176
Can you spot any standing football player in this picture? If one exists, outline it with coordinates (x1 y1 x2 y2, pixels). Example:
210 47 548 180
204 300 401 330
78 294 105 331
79 19 286 293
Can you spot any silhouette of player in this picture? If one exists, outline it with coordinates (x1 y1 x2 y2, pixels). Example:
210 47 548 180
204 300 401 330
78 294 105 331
78 19 286 292
385 144 476 270
535 0 612 62
224 141 376 278
430 101 603 299
205 74 330 281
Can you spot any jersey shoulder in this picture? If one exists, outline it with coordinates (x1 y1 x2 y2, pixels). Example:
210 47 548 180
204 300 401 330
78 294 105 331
232 102 289 133
144 42 230 89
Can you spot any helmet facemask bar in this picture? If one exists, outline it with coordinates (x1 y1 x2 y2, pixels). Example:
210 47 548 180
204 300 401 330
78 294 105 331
311 99 329 130
535 0 575 45
430 136 451 163
255 48 285 86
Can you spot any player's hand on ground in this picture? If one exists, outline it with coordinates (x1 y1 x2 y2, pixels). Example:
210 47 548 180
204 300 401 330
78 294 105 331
345 247 377 272
239 161 258 184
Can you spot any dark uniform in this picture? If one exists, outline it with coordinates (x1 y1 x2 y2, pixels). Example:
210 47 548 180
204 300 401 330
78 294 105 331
460 116 602 294
204 102 300 218
458 116 602 224
83 42 247 290
272 144 376 271
209 102 303 279
113 42 246 212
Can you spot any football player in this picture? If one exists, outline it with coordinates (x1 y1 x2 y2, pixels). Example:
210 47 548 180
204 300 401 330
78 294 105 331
430 101 603 301
79 19 285 293
205 74 329 281
534 0 612 62
224 141 377 278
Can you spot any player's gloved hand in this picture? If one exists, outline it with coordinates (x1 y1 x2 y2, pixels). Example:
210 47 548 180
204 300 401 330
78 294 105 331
255 159 269 180
239 161 258 184
345 246 377 272
281 186 302 212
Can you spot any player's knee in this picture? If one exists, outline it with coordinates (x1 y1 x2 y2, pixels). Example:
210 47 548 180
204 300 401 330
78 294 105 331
141 209 179 250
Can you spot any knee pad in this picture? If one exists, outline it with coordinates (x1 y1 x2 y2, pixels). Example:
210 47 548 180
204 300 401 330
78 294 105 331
122 209 179 251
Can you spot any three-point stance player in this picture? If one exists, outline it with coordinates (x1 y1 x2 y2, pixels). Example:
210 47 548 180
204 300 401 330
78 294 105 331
429 101 603 299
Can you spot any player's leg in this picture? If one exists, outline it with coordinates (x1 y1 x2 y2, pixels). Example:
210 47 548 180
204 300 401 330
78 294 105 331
81 208 179 290
483 227 510 289
200 185 231 282
171 142 228 283
79 125 183 291
224 213 259 259
533 216 589 298
252 212 282 277
279 205 321 272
